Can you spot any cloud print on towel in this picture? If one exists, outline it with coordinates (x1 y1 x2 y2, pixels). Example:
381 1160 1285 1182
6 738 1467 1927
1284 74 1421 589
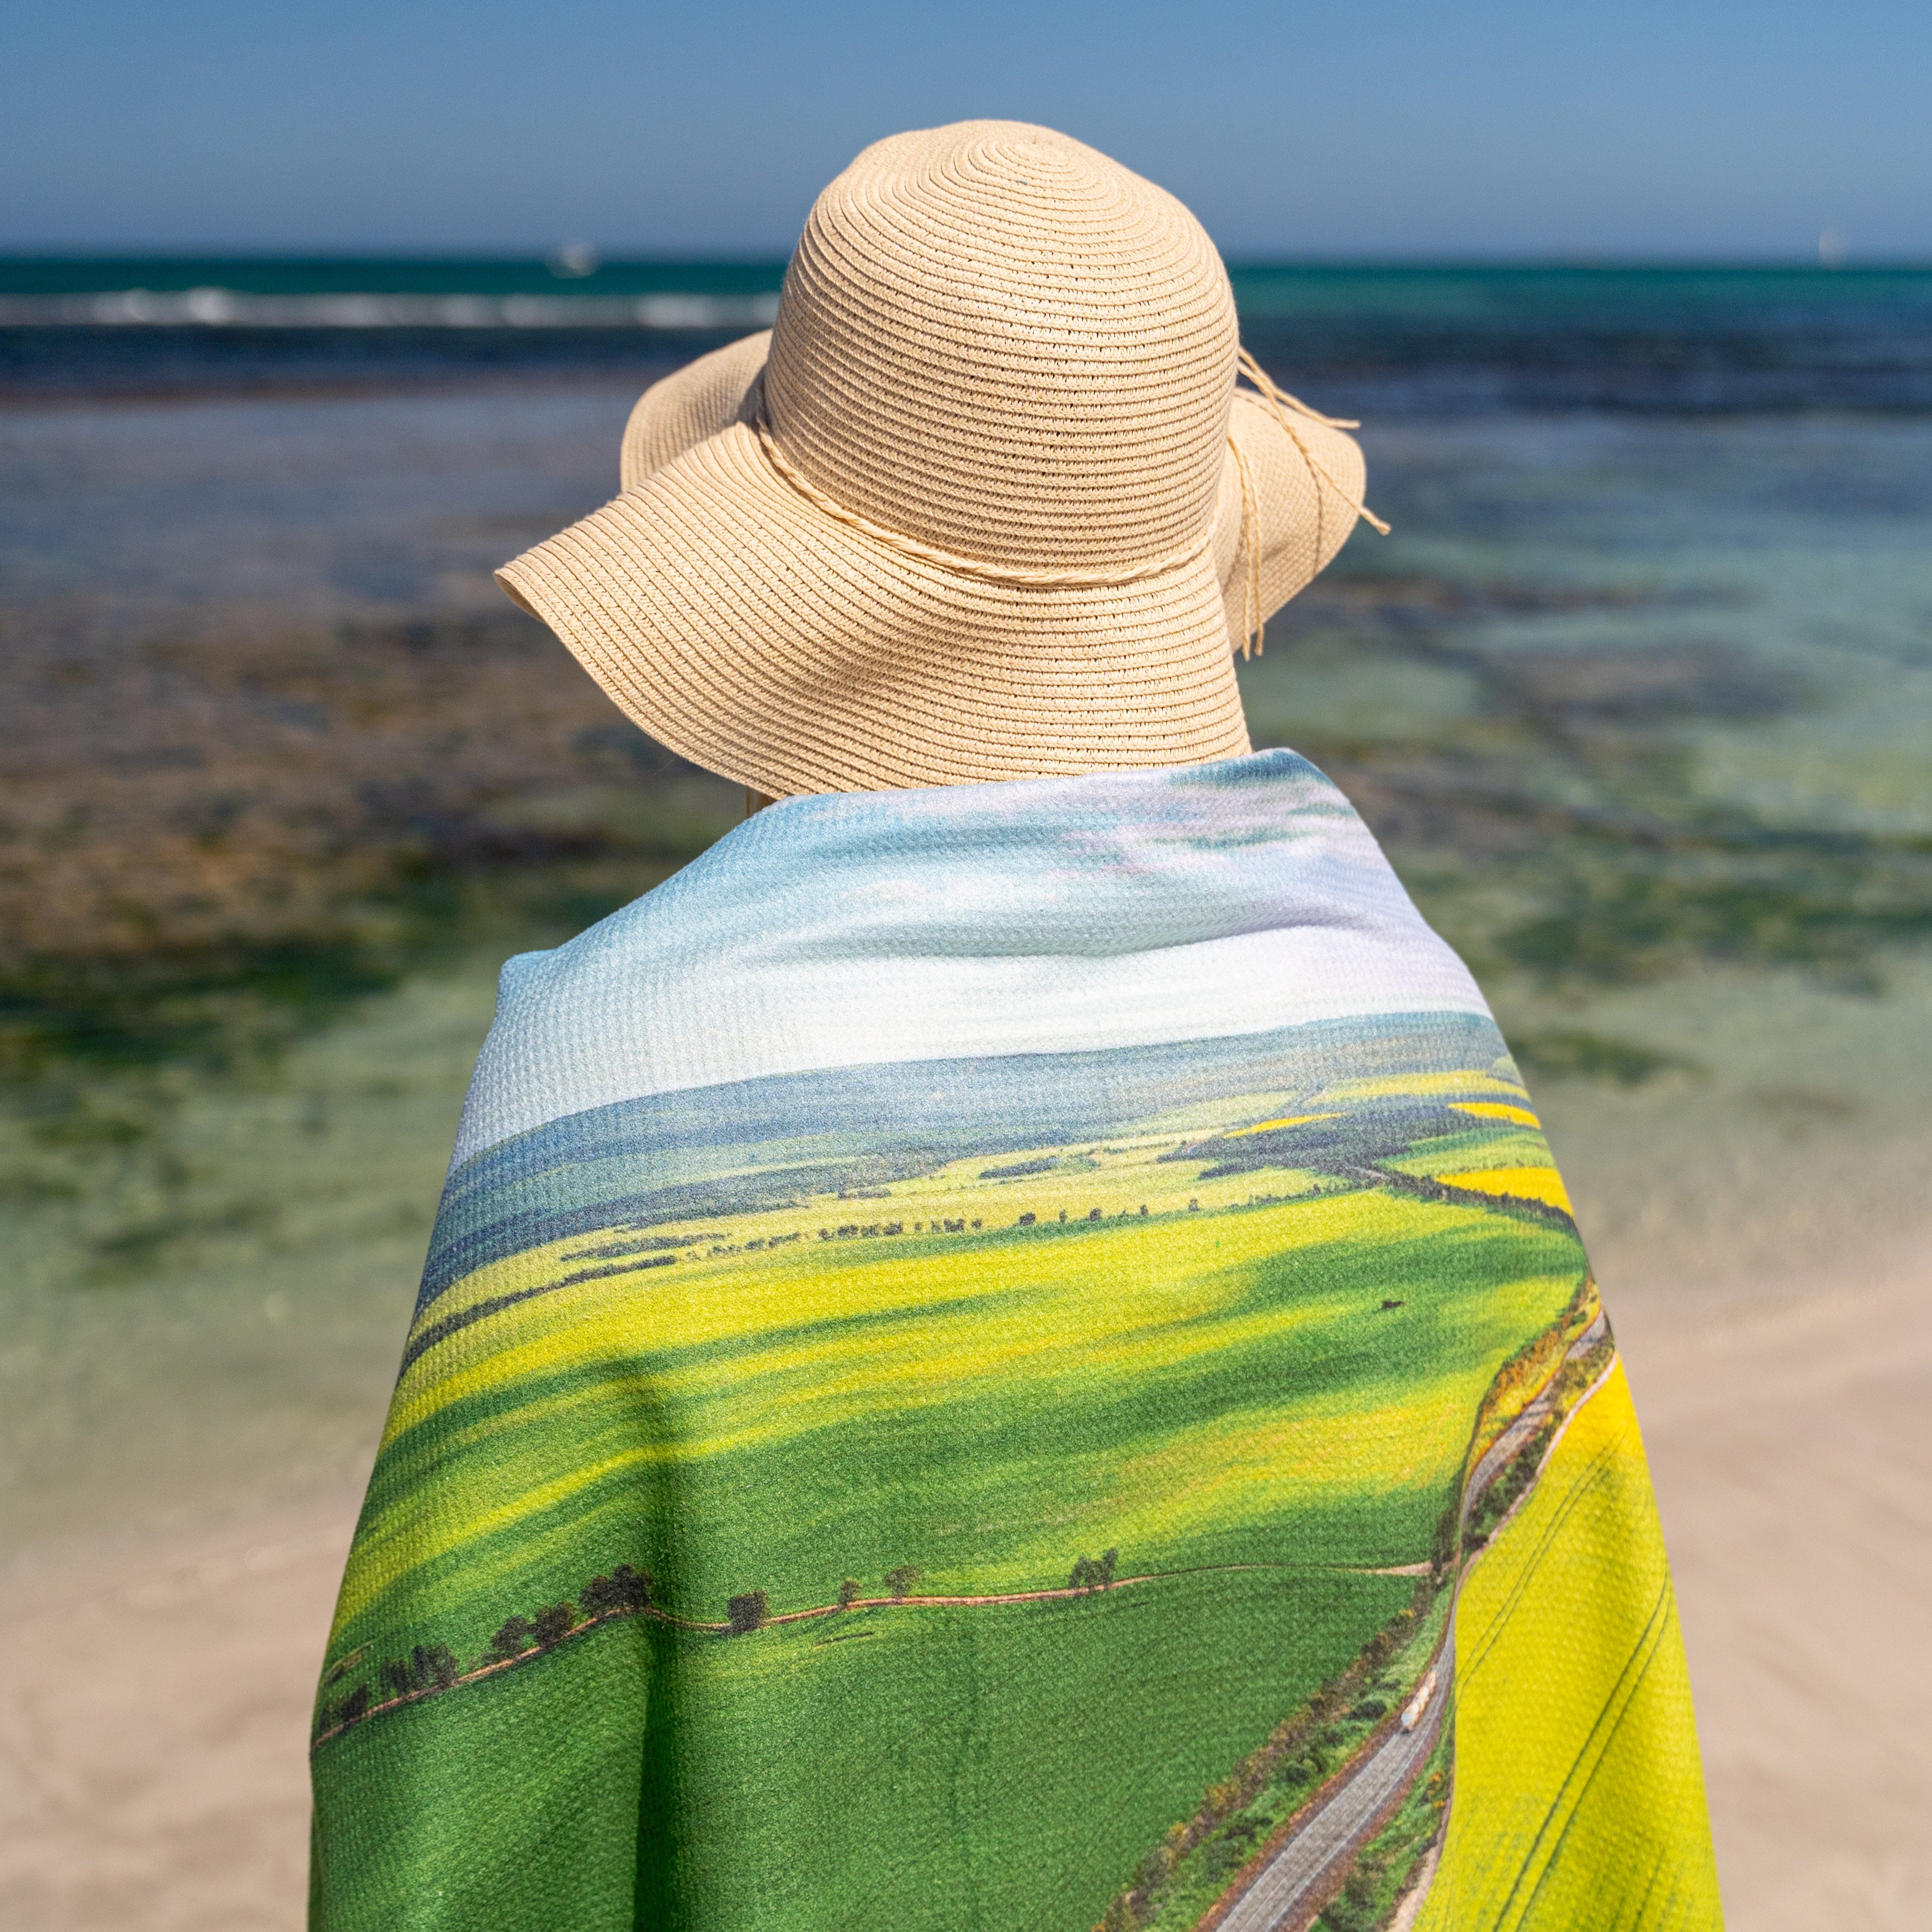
450 750 1488 1164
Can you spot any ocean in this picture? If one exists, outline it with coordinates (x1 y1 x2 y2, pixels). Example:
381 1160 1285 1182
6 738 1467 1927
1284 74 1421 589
2 258 1930 1561
4 256 1932 412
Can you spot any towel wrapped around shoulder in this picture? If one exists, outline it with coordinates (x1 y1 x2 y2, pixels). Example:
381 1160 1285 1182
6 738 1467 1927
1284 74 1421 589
310 751 1722 1932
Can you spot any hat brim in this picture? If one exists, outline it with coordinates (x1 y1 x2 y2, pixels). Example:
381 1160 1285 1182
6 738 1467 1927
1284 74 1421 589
499 335 1365 796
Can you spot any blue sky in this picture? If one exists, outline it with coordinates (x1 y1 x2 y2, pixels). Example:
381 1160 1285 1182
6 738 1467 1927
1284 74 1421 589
2 0 1927 258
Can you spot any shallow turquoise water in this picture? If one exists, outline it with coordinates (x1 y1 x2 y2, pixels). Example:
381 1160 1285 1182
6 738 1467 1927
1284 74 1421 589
2 274 1930 1558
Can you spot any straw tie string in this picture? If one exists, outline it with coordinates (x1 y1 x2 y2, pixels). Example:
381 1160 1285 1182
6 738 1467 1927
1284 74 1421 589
1226 431 1264 660
1236 347 1392 538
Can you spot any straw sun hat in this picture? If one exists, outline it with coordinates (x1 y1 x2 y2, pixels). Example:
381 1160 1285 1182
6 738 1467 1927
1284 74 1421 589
497 120 1379 797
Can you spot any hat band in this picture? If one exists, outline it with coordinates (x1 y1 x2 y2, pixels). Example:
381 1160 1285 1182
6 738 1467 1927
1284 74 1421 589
752 411 1215 589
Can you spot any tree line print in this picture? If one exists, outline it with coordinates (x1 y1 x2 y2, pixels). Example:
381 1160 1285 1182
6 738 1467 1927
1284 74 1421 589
315 1283 1602 1758
313 1547 1139 1748
1089 1276 1611 1932
1095 1587 1439 1932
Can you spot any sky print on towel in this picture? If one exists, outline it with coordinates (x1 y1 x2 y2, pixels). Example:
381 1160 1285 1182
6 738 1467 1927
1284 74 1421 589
450 749 1488 1164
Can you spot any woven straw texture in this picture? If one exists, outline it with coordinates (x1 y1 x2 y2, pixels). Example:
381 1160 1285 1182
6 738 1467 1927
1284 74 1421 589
501 121 1368 797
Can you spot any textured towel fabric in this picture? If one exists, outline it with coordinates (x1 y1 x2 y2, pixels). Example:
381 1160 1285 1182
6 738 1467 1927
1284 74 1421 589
310 751 1722 1932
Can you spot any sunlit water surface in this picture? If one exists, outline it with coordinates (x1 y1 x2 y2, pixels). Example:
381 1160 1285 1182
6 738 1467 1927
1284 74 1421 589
3 283 1930 1561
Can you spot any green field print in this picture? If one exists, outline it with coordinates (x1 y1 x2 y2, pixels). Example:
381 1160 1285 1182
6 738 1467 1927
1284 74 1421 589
312 1013 1595 1932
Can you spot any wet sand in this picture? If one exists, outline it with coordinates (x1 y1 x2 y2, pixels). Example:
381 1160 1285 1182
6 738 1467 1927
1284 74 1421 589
2 1232 1923 1931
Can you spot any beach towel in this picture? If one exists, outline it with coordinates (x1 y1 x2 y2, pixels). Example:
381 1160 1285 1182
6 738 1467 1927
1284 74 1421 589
309 749 1722 1932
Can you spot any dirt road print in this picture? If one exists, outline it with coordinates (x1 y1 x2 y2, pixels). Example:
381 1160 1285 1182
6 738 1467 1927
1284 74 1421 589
307 756 1721 1932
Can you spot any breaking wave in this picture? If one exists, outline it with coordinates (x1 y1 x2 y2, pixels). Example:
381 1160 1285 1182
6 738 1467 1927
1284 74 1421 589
0 288 782 329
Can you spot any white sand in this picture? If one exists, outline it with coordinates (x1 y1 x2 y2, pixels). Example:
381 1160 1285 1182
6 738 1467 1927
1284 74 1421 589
1618 1241 1932 1932
0 1494 359 1931
1 1255 1924 1930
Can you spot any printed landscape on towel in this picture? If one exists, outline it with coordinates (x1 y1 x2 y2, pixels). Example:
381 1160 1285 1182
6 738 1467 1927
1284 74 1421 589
311 1003 1716 1932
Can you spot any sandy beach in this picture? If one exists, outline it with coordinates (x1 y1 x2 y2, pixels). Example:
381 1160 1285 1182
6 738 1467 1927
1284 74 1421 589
0 1493 359 1931
1626 1245 1932 1931
2 1222 1923 1932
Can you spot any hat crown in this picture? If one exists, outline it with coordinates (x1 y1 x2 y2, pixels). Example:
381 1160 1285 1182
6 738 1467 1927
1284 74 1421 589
763 121 1238 572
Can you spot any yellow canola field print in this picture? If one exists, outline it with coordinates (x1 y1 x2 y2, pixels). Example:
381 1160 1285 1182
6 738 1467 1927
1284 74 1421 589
1416 1363 1723 1932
